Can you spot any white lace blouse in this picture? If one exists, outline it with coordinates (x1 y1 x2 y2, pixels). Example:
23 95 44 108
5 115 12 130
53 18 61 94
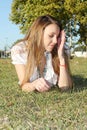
11 41 58 86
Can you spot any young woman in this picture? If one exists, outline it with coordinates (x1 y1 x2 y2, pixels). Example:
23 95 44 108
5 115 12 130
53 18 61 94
11 15 72 92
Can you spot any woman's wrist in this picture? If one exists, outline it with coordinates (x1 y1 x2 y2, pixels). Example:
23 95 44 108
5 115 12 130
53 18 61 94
59 58 67 68
59 58 65 65
60 64 66 68
22 82 36 92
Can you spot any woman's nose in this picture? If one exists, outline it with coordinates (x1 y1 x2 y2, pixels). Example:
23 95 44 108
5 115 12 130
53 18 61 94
53 37 57 44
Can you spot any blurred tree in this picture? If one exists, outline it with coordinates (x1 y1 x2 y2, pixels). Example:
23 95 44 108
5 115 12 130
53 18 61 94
9 0 87 48
64 0 87 50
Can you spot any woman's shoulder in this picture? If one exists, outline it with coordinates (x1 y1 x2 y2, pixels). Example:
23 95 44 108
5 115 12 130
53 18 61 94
11 41 27 55
11 41 27 64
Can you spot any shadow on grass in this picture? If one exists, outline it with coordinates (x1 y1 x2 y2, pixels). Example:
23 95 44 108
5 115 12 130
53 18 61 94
50 75 87 93
72 75 87 92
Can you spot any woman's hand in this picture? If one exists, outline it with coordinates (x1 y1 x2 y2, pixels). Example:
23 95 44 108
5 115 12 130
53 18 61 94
57 30 66 62
22 78 50 92
32 77 50 92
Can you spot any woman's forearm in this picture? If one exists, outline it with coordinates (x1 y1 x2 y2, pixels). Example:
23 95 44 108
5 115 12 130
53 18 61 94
58 59 72 89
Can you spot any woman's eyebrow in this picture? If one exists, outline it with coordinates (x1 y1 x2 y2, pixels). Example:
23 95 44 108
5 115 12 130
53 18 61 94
49 32 57 34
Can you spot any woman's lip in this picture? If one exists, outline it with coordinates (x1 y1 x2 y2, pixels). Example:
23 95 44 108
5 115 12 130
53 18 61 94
48 45 54 49
50 44 55 46
49 44 54 47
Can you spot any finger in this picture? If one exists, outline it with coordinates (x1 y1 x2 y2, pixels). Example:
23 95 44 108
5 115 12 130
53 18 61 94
35 79 49 92
58 30 65 48
57 37 61 47
36 85 49 92
61 30 66 42
39 78 50 89
59 31 66 49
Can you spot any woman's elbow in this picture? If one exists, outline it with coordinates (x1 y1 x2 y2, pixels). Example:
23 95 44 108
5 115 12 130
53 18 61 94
58 81 73 92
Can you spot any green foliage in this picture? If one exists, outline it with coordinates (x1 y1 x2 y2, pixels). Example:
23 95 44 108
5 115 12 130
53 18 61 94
10 0 65 33
64 0 87 46
9 0 87 44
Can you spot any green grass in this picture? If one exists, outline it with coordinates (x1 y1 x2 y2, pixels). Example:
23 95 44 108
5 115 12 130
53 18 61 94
0 58 87 130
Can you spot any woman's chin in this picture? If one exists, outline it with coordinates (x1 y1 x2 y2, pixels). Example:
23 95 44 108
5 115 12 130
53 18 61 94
46 47 54 52
48 49 53 52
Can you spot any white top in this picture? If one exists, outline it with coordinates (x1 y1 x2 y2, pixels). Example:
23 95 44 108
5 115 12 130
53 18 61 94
11 41 58 86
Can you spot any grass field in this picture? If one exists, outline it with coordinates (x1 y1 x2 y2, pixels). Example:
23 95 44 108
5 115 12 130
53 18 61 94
0 58 87 130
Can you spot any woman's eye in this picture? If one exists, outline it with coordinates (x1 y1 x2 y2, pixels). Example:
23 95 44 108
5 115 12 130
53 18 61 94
49 35 54 38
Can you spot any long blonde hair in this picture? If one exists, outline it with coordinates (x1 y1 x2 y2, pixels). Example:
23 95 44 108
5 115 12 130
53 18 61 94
21 15 68 86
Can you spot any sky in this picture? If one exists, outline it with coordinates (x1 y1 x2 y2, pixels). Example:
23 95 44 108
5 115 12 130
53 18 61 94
0 0 24 50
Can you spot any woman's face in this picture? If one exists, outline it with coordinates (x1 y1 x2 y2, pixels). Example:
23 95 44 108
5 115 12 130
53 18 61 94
43 24 60 52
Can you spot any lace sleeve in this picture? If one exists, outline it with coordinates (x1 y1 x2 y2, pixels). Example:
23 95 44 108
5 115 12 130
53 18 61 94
11 43 27 65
